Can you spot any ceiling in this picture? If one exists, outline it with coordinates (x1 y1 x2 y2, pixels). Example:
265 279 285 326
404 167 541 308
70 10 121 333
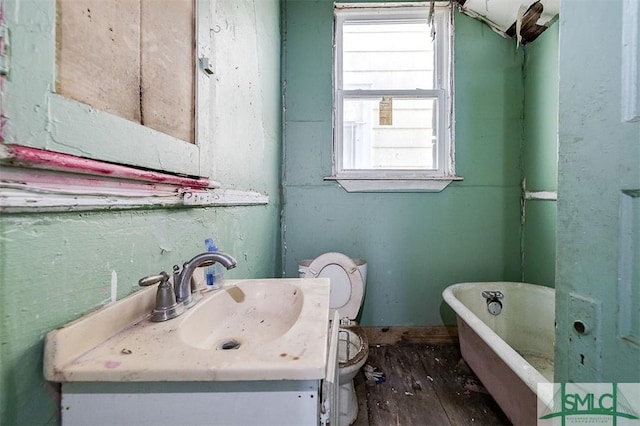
454 0 560 44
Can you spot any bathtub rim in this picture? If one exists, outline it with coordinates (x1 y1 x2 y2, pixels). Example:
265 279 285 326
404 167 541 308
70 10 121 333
442 281 554 407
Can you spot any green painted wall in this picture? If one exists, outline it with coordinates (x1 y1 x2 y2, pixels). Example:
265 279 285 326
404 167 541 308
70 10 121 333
522 22 559 287
0 1 282 424
282 2 524 327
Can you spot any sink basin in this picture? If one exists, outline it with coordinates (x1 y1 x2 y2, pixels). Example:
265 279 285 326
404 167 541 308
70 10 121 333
44 278 330 382
179 280 304 350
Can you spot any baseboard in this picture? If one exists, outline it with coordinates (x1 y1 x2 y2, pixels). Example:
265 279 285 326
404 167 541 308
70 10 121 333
362 326 458 346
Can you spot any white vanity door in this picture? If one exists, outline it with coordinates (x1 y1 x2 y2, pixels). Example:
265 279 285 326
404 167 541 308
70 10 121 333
61 380 320 425
321 311 340 426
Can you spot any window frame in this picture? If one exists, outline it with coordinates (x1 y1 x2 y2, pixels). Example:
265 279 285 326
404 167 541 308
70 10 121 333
330 2 459 192
4 0 214 180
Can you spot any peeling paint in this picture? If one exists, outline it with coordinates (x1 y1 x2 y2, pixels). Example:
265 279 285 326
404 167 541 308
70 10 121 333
455 0 558 44
1 145 211 188
110 270 118 304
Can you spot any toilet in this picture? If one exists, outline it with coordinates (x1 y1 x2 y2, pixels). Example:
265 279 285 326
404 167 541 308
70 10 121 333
299 253 368 426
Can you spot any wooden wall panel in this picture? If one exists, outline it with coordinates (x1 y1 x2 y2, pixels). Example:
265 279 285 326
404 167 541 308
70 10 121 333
140 0 195 143
56 0 141 123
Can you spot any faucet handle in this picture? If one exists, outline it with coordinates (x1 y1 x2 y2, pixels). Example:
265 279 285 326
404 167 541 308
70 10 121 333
138 272 185 322
139 272 170 287
481 290 504 299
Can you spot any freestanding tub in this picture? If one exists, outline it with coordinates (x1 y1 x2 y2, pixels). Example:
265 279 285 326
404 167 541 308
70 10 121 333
442 282 554 425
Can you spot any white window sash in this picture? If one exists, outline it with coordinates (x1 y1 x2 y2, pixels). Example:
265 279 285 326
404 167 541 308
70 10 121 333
333 4 454 181
336 90 446 176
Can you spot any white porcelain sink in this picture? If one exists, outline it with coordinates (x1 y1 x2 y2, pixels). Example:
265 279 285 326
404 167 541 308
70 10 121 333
179 280 305 350
44 278 330 382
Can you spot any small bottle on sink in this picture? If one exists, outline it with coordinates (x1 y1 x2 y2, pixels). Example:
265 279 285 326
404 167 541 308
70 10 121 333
204 238 224 290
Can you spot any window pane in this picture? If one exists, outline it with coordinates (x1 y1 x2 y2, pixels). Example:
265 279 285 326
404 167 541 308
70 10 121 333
342 97 438 170
343 20 435 90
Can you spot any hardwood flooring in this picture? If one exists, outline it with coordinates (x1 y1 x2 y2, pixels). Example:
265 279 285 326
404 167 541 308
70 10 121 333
353 344 511 426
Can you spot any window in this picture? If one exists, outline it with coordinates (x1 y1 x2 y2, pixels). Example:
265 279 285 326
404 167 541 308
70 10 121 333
332 3 459 192
1 0 273 212
5 0 213 178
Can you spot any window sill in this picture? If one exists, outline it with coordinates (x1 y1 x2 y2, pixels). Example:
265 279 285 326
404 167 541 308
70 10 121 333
0 167 269 213
0 145 268 213
324 176 463 193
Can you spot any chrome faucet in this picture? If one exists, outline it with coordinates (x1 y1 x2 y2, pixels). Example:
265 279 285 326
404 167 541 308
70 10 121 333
173 251 237 307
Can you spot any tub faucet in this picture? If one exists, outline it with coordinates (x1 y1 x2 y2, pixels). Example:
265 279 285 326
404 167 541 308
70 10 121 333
173 251 237 307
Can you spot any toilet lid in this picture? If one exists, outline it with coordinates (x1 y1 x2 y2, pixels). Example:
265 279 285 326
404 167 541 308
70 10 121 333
306 252 364 319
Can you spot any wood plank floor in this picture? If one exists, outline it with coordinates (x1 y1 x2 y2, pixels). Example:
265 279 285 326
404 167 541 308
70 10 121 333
353 344 511 426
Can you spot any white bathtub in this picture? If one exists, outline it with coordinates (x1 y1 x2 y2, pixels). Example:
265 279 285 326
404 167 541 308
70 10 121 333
442 282 554 425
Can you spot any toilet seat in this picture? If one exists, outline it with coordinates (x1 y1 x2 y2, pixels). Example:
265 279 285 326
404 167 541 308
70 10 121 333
338 326 368 369
306 252 364 319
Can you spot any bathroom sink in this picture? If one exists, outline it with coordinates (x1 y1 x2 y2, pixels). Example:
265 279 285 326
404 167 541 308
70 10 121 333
178 280 304 350
44 278 330 382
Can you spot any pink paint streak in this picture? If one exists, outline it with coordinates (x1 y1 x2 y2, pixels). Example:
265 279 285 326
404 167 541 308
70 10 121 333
3 145 210 188
104 360 121 369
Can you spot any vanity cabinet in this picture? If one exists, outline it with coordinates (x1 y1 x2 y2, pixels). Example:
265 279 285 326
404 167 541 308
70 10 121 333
60 313 340 426
44 279 338 426
62 381 321 425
